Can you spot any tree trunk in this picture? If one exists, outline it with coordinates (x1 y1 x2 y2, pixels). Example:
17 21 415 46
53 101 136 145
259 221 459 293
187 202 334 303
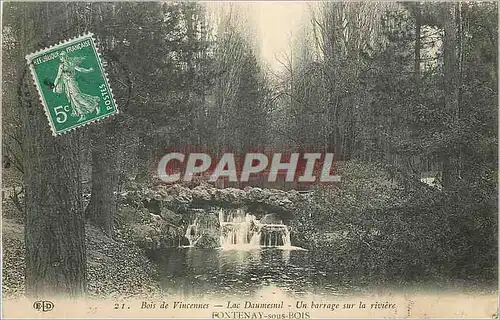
441 3 459 190
408 1 422 178
135 133 154 183
22 72 86 297
414 2 421 89
85 123 119 237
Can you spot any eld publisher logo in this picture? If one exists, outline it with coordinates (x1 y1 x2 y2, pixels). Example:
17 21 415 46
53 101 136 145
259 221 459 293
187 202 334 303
33 300 54 312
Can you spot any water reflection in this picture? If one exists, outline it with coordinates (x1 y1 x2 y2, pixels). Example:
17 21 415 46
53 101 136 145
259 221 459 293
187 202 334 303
152 247 355 298
151 246 497 298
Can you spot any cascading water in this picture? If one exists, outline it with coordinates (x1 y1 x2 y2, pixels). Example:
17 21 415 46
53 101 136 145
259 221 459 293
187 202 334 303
185 218 202 247
256 224 291 247
219 209 255 247
219 208 292 249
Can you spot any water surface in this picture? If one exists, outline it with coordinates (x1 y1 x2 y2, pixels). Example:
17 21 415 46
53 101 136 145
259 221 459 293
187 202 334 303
153 247 366 298
151 246 497 298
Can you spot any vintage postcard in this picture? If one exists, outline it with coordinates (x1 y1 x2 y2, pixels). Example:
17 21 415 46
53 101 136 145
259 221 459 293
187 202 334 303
2 1 498 319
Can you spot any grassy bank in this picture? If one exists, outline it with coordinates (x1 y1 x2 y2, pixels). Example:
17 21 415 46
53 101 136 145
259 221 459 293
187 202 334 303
2 217 162 299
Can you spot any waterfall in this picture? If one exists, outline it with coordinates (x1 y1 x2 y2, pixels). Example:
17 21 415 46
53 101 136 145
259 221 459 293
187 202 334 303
219 209 255 247
185 218 202 247
259 225 291 247
219 208 292 249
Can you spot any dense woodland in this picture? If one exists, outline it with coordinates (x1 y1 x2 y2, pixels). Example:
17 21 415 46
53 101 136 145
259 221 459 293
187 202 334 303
2 2 498 297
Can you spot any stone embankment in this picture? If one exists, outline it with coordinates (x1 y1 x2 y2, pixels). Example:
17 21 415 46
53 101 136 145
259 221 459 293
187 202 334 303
138 183 311 221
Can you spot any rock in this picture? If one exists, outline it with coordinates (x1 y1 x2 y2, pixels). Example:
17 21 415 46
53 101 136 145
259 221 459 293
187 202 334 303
140 183 301 221
191 186 212 202
222 188 245 205
176 187 193 204
260 213 283 224
246 187 263 201
286 189 300 200
156 187 171 198
143 199 161 214
148 213 162 222
276 198 293 207
266 194 282 204
190 208 206 214
159 208 178 221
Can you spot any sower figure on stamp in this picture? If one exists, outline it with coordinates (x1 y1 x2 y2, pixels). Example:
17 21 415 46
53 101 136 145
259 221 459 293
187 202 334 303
53 51 100 122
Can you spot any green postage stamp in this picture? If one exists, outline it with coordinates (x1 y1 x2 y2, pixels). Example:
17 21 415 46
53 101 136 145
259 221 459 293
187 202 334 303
26 33 118 135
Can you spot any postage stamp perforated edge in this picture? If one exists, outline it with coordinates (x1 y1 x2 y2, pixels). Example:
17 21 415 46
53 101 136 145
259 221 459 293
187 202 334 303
25 32 120 137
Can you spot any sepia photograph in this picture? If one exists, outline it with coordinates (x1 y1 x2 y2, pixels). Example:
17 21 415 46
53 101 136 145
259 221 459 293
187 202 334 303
2 1 498 319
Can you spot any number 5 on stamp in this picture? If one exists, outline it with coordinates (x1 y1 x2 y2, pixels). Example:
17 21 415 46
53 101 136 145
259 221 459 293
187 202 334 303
26 33 118 136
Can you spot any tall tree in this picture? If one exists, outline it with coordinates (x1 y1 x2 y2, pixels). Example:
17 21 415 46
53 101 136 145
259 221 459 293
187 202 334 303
83 3 131 236
85 123 119 237
204 6 269 156
441 2 460 189
5 2 88 296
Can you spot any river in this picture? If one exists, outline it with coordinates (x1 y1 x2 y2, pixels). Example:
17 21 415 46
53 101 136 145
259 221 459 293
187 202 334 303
150 246 496 299
151 247 362 298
